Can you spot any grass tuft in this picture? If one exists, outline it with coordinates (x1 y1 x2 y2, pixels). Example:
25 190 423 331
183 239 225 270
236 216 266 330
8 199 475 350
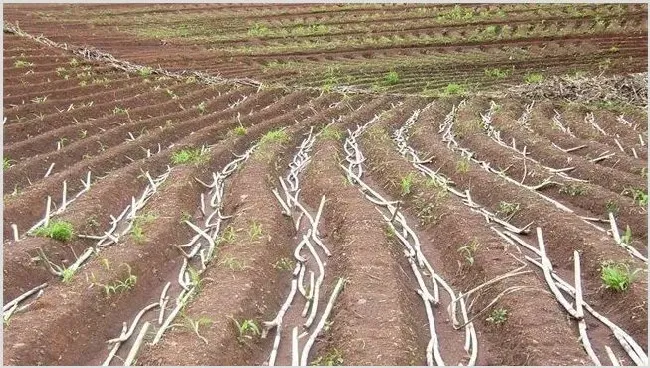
34 220 74 242
601 261 641 292
171 148 206 165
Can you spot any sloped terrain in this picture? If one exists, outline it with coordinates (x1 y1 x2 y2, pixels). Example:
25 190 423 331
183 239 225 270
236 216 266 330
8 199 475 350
3 3 648 367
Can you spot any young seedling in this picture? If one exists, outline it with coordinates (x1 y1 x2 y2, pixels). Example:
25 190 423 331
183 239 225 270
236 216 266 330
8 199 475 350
400 172 416 196
171 148 206 165
622 188 648 207
457 239 480 266
4 157 15 170
196 101 208 114
14 59 33 68
220 257 246 271
113 106 129 115
231 317 261 343
166 89 178 99
620 226 632 246
180 211 193 224
497 201 520 220
311 349 344 366
34 220 74 242
248 221 263 241
605 199 619 215
600 261 641 292
559 183 587 196
130 212 158 243
183 315 213 344
273 258 294 271
456 158 470 174
31 96 48 104
486 307 508 324
69 57 79 67
90 263 138 296
220 225 237 244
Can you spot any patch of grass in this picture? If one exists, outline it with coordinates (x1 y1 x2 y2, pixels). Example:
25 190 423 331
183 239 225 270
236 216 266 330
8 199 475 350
455 158 470 174
441 83 466 96
486 307 508 324
320 125 342 140
248 23 271 37
138 67 153 77
232 123 247 136
248 221 262 241
61 268 77 283
171 148 206 165
437 5 474 21
272 257 294 271
400 172 416 196
34 220 74 242
232 317 261 343
524 72 544 84
260 129 289 146
484 67 510 79
130 212 158 243
69 57 80 67
559 183 587 196
311 349 344 366
600 261 641 292
457 239 480 266
14 59 33 68
483 25 499 36
383 71 400 86
220 256 246 270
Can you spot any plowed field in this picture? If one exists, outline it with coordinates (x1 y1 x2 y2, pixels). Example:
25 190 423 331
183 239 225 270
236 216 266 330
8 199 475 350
3 3 648 367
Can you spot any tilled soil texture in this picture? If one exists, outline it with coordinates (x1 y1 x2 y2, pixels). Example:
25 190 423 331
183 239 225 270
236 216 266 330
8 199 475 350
3 3 647 96
3 4 648 368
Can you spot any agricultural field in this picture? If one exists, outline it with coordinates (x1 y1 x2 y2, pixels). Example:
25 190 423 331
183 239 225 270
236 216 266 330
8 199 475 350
2 3 648 367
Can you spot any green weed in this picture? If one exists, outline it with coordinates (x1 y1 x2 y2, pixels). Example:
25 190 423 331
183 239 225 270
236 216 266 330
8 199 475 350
272 258 294 271
486 308 508 324
248 221 262 241
34 220 74 242
524 72 544 84
601 261 641 292
14 59 33 68
232 317 261 343
383 71 400 86
497 201 520 220
311 349 344 366
400 172 416 196
260 129 289 146
442 83 466 96
559 184 587 196
457 239 480 266
484 68 510 79
171 148 206 165
455 158 470 174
